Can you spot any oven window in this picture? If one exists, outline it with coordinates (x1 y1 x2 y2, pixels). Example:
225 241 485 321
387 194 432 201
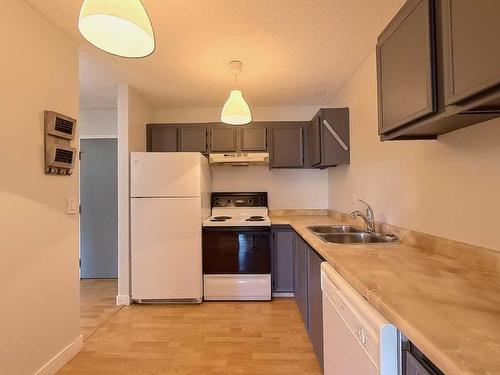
203 229 271 274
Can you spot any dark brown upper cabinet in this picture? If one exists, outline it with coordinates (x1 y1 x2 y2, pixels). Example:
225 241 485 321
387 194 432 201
210 126 238 152
442 0 500 106
309 115 321 166
268 122 305 168
178 126 208 153
377 0 500 141
309 108 350 168
377 0 436 135
239 125 267 151
146 124 177 152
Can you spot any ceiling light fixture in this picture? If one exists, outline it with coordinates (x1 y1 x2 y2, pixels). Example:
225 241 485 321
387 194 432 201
221 61 252 126
78 0 155 58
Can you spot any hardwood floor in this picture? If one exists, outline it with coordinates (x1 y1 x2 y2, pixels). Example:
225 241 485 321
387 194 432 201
80 279 122 340
60 299 321 374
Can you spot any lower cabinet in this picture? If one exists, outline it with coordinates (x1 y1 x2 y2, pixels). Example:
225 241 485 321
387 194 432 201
271 226 294 294
294 234 309 326
292 232 324 369
307 247 324 370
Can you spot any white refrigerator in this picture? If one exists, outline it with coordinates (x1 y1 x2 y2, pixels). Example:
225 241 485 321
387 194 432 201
130 152 211 303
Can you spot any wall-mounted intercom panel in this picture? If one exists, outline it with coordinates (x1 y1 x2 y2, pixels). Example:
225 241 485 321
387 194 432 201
44 111 77 175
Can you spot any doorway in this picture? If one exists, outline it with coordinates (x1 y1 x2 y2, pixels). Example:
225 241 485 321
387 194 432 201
80 138 118 278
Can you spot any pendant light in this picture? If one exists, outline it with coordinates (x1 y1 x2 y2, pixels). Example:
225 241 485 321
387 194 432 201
221 61 252 125
78 0 155 58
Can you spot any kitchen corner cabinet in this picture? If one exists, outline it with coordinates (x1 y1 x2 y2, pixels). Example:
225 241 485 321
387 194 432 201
271 226 294 293
309 108 350 168
307 247 324 369
147 125 177 152
179 126 208 153
268 122 305 168
210 126 238 152
377 0 500 140
239 125 267 151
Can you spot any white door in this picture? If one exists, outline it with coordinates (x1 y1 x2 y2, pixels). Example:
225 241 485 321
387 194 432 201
131 197 202 300
131 152 201 197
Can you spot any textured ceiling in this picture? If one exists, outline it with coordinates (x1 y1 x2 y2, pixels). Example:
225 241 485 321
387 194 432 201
27 0 405 109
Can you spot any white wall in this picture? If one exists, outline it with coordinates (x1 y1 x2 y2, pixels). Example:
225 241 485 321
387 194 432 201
328 51 500 251
154 106 329 209
0 1 81 374
79 109 117 137
212 167 328 209
116 86 154 304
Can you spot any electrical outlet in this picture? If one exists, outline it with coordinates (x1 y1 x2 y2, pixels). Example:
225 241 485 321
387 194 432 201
313 192 319 201
352 192 357 205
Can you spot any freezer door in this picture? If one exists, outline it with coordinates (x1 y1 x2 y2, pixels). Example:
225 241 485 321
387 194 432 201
131 152 201 197
131 197 202 300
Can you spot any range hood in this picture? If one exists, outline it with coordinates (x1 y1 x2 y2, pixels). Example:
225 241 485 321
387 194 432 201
209 152 269 166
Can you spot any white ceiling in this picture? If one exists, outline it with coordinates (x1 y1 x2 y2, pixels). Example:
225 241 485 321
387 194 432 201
27 0 404 109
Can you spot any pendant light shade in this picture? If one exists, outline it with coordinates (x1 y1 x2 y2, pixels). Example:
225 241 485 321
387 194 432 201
78 0 155 58
221 90 252 125
221 61 252 125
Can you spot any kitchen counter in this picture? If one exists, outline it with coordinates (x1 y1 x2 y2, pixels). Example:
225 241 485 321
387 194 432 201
270 214 500 375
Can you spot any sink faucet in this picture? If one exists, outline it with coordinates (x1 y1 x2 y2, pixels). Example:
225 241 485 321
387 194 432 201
350 200 376 233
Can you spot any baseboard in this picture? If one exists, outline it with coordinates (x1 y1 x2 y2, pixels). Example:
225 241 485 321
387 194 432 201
116 294 131 305
35 335 83 375
273 292 295 298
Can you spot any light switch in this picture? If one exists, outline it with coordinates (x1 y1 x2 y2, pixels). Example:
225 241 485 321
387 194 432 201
67 198 78 215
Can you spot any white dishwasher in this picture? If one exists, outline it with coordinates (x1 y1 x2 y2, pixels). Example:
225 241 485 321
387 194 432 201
321 262 398 375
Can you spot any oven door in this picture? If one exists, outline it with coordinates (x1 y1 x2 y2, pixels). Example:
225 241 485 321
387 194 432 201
202 226 271 274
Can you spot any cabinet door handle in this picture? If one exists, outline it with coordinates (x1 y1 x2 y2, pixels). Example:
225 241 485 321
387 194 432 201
323 120 349 151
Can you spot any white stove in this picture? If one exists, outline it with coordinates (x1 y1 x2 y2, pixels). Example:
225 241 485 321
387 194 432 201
202 192 272 301
202 207 271 227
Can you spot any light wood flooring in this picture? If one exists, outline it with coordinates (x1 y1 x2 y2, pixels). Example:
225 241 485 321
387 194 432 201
80 279 122 340
60 298 321 374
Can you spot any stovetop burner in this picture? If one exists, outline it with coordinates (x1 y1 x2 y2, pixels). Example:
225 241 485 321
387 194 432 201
214 216 232 220
246 217 265 222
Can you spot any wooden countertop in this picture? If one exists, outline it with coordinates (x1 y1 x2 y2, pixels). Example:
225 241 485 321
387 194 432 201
270 214 500 375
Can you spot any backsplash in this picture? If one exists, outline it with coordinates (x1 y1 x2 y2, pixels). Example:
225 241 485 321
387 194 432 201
211 166 329 210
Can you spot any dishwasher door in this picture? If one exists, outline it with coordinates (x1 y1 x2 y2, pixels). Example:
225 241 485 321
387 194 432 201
321 262 398 375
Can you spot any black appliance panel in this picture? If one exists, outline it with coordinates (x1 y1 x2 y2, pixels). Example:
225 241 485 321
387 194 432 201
211 192 267 208
203 226 271 274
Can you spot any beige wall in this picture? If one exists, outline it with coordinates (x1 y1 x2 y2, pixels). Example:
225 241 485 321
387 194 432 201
328 51 500 251
116 86 154 303
212 167 328 209
154 105 320 123
0 1 81 374
129 88 154 152
154 106 329 209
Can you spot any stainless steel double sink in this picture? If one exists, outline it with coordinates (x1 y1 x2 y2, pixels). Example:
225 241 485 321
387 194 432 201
307 225 399 244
